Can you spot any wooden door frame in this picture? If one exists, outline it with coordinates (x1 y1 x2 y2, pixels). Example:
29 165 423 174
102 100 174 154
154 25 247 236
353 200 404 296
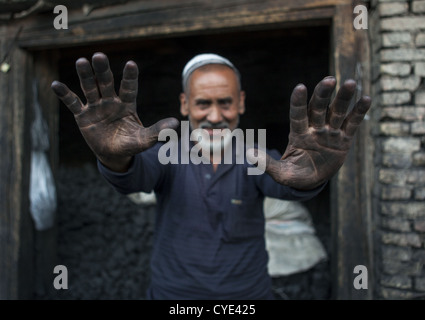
0 0 372 299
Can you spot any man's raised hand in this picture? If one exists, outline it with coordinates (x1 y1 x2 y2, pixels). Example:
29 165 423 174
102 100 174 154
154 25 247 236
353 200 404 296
51 52 179 172
248 76 371 190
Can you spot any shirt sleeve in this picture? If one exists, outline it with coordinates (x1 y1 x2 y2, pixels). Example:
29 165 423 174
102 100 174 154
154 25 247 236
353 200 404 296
254 148 327 201
97 142 166 195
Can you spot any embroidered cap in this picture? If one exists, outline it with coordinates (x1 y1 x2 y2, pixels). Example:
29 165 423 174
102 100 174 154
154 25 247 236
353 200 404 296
182 53 239 90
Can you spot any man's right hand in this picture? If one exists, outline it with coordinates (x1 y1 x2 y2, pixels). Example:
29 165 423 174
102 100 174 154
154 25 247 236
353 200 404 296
51 52 179 172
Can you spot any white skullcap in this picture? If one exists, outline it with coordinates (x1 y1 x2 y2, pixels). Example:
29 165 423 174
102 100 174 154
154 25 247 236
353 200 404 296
182 53 239 90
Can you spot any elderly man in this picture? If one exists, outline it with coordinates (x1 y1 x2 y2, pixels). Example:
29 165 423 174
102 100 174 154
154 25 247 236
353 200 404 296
51 52 371 299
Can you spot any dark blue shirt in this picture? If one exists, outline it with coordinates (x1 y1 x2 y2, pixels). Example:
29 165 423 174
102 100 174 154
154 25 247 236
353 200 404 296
98 139 325 299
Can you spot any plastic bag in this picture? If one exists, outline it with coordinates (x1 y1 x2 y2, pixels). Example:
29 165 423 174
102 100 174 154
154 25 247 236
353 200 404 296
29 80 56 231
127 191 157 206
30 151 56 230
263 197 327 276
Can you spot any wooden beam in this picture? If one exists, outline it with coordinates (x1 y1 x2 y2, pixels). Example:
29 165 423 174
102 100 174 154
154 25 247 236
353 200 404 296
0 25 34 299
330 1 372 300
18 0 339 49
33 50 60 298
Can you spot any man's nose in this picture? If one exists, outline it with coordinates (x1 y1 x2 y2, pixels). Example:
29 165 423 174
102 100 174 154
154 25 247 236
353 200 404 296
206 105 223 123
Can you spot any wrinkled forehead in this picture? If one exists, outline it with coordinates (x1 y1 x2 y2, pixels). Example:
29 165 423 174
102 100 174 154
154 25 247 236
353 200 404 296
185 64 240 89
187 64 240 91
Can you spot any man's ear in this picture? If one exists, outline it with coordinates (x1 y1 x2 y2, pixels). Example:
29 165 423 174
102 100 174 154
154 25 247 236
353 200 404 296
238 90 246 115
180 93 189 116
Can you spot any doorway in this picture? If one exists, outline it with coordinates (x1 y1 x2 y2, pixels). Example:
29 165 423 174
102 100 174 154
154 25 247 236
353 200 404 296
47 25 332 300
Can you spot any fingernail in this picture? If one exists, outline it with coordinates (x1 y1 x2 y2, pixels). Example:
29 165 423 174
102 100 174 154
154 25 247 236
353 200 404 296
344 79 356 85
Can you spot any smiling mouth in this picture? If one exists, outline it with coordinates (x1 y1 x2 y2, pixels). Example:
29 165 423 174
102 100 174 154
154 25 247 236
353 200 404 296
202 128 228 136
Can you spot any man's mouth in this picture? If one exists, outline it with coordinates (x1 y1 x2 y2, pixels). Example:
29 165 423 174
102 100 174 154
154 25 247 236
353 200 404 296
202 128 228 136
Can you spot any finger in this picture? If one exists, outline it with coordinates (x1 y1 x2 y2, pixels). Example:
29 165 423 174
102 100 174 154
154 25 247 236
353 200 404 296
51 80 84 115
92 52 117 99
341 95 371 137
308 76 336 128
119 60 139 104
139 117 180 149
75 57 100 105
289 84 308 134
246 148 280 177
327 79 356 129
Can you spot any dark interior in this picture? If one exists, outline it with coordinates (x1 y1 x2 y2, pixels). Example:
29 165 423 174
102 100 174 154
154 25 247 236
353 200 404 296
58 25 331 162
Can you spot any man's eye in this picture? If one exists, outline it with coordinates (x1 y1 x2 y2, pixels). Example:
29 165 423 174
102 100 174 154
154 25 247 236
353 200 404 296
196 101 210 108
219 100 232 108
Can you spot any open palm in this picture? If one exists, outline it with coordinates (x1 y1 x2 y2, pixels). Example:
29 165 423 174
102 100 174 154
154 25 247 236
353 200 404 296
51 52 179 172
249 77 371 190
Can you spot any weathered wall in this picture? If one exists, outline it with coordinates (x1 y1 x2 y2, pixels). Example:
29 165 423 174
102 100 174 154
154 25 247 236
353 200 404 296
370 0 425 299
0 25 34 300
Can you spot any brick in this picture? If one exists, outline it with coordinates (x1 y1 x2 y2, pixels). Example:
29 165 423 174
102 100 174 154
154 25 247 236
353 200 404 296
382 216 411 232
380 287 417 299
381 185 412 199
407 170 425 184
412 250 425 262
381 274 412 289
416 91 425 104
412 122 425 134
382 245 412 261
379 169 408 185
417 33 425 46
380 107 425 121
382 137 421 152
383 151 414 167
380 63 411 76
415 62 425 76
382 259 423 276
414 187 425 200
414 220 425 232
381 17 425 30
412 1 425 13
383 153 412 168
381 202 425 219
382 32 411 46
415 277 425 292
381 231 422 247
381 91 411 105
380 76 421 91
381 49 425 61
379 122 410 136
379 2 408 16
413 152 425 166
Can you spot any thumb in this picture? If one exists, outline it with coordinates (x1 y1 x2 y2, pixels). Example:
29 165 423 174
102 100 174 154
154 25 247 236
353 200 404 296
140 117 180 149
246 148 281 177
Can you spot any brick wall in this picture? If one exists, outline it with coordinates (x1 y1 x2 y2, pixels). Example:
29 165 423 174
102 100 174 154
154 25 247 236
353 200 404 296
370 0 425 299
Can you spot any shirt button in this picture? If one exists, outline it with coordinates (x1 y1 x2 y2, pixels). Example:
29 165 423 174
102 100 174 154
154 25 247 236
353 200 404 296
205 173 211 179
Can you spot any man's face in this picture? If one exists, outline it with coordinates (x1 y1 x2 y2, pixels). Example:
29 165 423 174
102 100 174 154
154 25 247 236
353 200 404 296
180 65 246 135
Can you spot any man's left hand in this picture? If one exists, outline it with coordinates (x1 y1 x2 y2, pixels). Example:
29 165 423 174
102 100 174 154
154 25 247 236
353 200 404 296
248 76 371 190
